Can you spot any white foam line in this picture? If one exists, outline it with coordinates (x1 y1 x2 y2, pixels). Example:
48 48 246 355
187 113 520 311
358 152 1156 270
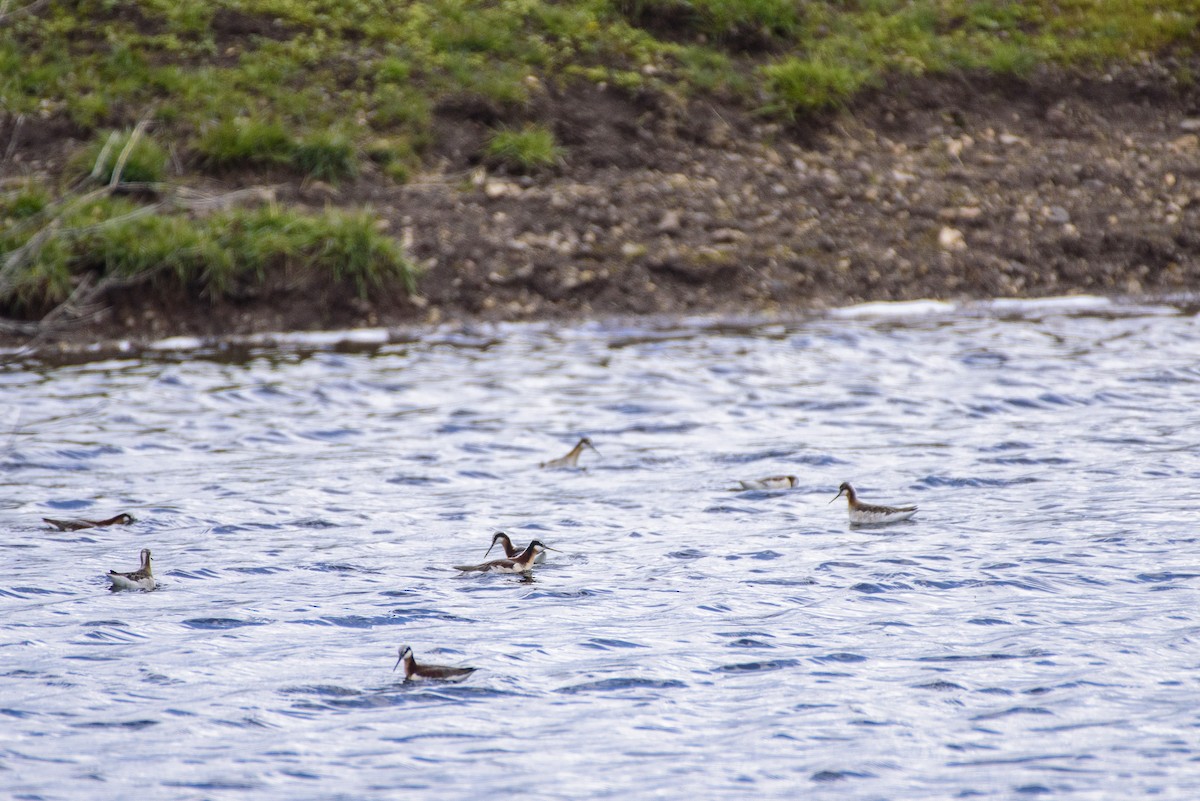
975 295 1180 317
146 327 393 352
245 328 392 347
985 295 1112 312
6 295 1192 363
829 299 957 319
149 336 205 351
829 294 1184 321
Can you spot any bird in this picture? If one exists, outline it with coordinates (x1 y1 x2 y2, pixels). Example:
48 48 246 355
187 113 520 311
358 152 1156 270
44 512 135 531
830 482 917 525
540 437 598 469
736 475 798 490
484 531 547 564
107 548 156 590
393 645 477 682
454 540 557 573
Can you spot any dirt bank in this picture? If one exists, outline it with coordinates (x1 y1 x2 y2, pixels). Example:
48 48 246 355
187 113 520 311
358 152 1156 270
6 63 1200 353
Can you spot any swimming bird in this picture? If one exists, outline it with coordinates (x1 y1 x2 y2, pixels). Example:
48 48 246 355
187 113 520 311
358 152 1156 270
44 513 135 531
540 437 598 469
393 645 477 682
107 548 156 590
737 475 798 490
485 531 547 564
830 482 917 525
454 539 557 573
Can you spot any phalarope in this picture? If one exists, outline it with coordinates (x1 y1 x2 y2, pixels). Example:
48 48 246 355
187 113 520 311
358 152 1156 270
485 531 547 564
107 548 156 590
540 437 598 469
394 645 477 682
454 540 557 573
737 475 798 491
44 512 135 531
831 482 917 524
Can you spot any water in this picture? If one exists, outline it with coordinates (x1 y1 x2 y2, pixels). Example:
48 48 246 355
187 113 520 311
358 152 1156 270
3 297 1200 799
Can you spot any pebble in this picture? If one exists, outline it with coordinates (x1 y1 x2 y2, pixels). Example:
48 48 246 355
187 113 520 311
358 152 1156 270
484 180 520 199
710 228 746 244
938 227 967 251
1044 206 1071 224
657 210 682 233
1170 134 1198 151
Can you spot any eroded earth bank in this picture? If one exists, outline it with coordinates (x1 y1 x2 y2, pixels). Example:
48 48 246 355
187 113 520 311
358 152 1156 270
6 64 1200 352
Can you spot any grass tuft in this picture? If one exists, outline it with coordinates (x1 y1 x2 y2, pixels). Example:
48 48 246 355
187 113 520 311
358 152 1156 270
370 85 432 131
983 42 1040 77
88 208 211 280
484 124 564 172
293 131 359 182
1 183 52 220
196 119 295 171
317 209 417 296
761 58 870 116
74 130 170 185
1 199 418 312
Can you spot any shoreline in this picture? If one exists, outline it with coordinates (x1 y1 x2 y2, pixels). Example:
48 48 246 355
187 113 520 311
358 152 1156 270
5 67 1200 360
6 292 1192 366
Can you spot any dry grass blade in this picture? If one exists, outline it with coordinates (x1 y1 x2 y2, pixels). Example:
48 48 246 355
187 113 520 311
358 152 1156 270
89 131 120 182
174 185 280 215
19 260 174 345
2 113 24 166
0 0 50 23
109 119 151 187
0 219 62 296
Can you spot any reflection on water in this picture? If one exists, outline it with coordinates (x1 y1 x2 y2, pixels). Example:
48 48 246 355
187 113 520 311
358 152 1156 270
3 298 1200 799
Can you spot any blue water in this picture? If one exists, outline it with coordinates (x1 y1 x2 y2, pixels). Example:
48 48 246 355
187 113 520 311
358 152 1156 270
3 298 1200 799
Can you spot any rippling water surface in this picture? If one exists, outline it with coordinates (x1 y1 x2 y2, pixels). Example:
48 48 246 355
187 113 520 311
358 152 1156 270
4 298 1200 799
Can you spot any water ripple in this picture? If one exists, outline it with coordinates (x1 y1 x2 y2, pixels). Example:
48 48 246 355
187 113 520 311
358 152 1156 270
180 618 271 630
556 678 688 694
4 305 1200 799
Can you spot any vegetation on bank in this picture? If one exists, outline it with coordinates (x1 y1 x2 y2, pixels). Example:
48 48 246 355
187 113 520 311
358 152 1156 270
1 0 1197 321
0 179 416 313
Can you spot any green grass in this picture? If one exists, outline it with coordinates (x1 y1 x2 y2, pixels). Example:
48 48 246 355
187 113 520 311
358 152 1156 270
293 131 358 182
196 119 296 171
0 199 418 313
195 121 362 181
72 130 170 185
3 0 1196 174
762 58 871 115
1 183 52 221
485 124 564 172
